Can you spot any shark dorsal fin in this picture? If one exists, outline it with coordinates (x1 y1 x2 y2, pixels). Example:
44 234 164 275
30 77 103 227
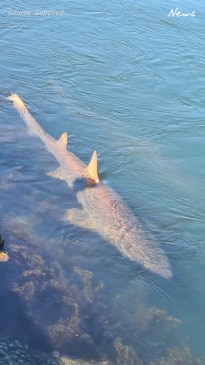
59 132 68 146
86 150 100 183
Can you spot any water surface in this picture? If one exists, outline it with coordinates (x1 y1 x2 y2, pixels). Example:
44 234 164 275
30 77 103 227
0 0 205 363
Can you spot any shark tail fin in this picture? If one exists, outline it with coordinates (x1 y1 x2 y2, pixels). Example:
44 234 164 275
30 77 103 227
86 150 100 183
8 93 27 111
59 132 68 146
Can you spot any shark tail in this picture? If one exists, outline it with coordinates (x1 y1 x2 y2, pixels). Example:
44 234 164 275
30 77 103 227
8 93 27 111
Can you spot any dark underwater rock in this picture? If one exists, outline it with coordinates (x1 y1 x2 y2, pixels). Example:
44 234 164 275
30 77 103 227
149 346 203 365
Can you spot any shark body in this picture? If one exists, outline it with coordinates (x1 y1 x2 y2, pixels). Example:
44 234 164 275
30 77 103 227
8 94 172 278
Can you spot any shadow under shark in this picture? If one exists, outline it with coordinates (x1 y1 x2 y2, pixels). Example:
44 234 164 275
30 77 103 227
8 93 172 279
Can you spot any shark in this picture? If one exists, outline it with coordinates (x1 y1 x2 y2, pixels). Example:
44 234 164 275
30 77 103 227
8 93 172 278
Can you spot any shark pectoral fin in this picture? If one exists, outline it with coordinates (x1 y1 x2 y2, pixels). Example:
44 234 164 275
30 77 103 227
58 132 68 146
64 208 96 230
86 150 100 183
47 167 64 180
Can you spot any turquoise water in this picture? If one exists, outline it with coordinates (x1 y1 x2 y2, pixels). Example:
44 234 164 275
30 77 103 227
1 0 205 363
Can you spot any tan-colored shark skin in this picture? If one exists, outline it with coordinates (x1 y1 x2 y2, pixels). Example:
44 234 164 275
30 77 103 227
8 94 172 278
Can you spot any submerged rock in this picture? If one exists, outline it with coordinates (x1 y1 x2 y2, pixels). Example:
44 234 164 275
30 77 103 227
149 346 203 365
114 338 143 365
1 216 203 365
60 357 109 365
0 335 59 365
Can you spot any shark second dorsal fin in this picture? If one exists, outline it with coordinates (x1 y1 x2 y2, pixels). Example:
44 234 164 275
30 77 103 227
59 132 68 146
86 150 100 183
